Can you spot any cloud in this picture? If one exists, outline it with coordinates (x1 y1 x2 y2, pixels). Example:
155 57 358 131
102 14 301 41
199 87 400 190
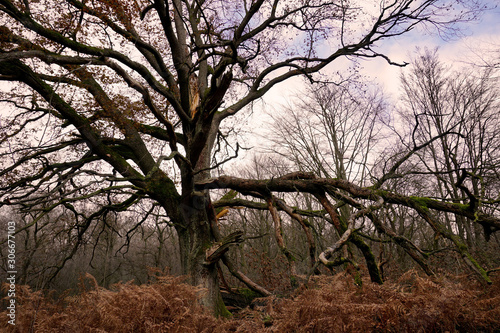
358 5 500 98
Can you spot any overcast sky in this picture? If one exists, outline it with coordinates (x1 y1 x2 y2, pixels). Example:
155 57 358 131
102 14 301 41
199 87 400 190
230 3 500 170
360 2 500 98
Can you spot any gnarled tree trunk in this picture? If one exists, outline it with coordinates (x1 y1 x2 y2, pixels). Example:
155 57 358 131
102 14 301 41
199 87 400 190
176 194 229 317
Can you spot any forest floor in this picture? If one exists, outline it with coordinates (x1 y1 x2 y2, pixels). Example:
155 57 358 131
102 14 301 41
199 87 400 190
1 269 499 332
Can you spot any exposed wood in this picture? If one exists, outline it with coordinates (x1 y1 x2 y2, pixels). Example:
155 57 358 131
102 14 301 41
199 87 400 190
205 231 244 265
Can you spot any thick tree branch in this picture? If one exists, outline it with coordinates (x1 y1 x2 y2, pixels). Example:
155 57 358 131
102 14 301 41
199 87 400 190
197 174 500 231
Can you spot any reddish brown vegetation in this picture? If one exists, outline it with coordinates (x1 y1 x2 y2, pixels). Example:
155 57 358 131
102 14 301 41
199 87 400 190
1 274 218 332
2 271 499 332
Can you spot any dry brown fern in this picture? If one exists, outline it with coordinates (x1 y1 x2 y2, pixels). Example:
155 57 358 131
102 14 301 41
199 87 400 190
1 271 499 332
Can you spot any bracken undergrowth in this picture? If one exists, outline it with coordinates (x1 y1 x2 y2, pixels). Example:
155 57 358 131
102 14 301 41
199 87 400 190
1 270 499 332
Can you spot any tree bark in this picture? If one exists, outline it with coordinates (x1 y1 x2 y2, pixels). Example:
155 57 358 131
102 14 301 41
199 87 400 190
175 193 231 317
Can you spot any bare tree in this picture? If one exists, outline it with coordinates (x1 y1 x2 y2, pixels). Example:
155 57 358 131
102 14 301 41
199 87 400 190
0 0 494 315
394 48 500 270
210 54 499 284
266 82 388 281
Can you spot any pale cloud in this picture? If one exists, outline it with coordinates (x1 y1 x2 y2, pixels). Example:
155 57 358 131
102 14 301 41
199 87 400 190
232 3 500 163
359 4 500 98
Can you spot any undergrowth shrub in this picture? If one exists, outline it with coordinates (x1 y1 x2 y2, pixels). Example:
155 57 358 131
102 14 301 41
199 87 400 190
1 270 499 332
245 248 292 293
267 270 500 332
1 273 217 332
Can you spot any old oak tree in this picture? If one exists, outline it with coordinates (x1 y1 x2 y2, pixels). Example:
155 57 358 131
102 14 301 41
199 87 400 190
0 0 497 315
